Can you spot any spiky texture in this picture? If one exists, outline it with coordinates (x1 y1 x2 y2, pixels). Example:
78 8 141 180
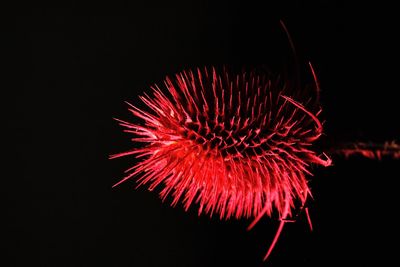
111 66 331 259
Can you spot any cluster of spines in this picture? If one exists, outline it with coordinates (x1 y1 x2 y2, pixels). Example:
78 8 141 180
111 67 331 224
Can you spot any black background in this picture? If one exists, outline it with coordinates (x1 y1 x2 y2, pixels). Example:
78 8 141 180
6 1 399 266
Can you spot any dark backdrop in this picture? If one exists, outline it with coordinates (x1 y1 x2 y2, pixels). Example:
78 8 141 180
6 1 399 266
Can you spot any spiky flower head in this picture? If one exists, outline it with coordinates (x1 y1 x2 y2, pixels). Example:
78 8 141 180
111 66 331 259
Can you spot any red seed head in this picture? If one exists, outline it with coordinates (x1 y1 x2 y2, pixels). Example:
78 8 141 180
111 66 331 259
